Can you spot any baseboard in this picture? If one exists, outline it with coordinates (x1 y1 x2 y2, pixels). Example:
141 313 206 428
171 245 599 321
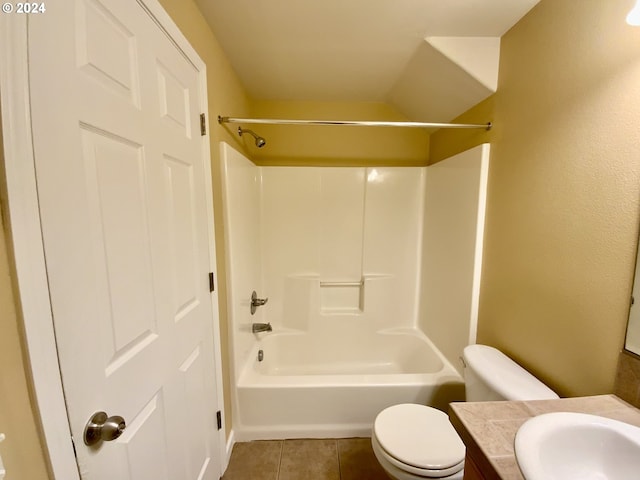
233 424 372 442
223 429 236 473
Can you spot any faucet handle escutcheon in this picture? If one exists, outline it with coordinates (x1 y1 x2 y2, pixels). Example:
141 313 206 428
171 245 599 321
250 290 268 315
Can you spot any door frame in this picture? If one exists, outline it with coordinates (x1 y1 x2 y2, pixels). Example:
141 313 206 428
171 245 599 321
0 2 227 479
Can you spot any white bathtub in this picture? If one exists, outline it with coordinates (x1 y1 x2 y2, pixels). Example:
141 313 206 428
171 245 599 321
234 328 464 441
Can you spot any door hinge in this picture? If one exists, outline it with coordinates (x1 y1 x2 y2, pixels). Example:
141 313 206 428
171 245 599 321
209 272 215 292
200 113 207 136
216 410 222 430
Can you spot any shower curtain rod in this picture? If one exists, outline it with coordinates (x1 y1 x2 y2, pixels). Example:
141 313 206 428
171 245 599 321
218 116 492 130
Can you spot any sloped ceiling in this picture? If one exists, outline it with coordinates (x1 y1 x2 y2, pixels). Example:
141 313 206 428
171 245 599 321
195 0 540 122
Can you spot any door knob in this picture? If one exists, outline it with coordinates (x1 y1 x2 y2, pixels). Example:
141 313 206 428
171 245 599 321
84 411 126 446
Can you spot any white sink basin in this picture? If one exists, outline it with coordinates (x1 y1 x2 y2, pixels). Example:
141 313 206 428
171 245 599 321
515 412 640 480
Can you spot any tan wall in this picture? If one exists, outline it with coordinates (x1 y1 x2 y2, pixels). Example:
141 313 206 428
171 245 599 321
0 119 50 479
431 0 640 396
247 100 430 166
429 95 494 165
157 0 252 436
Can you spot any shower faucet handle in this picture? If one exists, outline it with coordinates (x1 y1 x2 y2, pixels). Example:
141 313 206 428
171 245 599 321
250 291 268 315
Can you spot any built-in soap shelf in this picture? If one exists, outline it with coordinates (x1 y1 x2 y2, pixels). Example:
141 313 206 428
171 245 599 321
319 280 364 287
282 274 394 323
320 278 364 313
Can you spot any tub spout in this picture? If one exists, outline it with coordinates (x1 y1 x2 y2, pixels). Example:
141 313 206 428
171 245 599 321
252 322 272 333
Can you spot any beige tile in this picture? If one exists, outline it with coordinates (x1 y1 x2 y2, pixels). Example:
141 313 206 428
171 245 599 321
222 440 282 480
337 438 388 480
614 352 640 408
485 418 529 455
489 456 525 480
467 420 518 457
524 395 622 416
453 401 531 427
279 439 340 480
599 408 640 428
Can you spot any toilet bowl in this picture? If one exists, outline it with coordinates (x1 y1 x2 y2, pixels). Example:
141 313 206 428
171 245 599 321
372 344 559 479
371 404 464 480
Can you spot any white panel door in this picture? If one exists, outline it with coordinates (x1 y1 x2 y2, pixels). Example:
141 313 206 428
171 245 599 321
27 1 220 479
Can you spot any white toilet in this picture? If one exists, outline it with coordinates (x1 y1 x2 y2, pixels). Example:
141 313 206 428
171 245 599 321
371 344 559 480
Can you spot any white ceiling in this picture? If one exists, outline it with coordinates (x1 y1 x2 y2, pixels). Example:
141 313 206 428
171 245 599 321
195 0 540 119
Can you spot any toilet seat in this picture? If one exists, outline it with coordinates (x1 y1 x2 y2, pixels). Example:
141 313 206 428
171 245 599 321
373 404 465 478
372 434 464 478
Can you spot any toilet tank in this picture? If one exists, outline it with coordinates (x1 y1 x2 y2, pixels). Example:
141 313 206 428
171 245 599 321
462 345 559 402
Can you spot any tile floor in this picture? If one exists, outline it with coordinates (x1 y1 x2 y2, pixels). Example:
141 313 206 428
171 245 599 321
222 438 389 480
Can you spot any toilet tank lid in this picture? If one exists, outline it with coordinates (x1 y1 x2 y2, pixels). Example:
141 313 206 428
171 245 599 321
463 345 559 400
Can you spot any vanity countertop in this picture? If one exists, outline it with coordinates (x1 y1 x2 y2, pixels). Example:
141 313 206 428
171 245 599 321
449 394 640 480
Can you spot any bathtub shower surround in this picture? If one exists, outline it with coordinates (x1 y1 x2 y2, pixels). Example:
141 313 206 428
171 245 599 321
220 142 490 440
261 165 423 326
419 145 490 372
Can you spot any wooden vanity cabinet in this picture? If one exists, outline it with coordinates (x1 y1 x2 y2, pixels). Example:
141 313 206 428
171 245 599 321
463 454 488 480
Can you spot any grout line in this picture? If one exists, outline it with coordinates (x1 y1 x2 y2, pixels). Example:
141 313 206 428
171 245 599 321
335 439 342 479
275 440 284 480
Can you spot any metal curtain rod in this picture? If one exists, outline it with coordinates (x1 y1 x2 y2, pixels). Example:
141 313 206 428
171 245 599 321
218 116 492 130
